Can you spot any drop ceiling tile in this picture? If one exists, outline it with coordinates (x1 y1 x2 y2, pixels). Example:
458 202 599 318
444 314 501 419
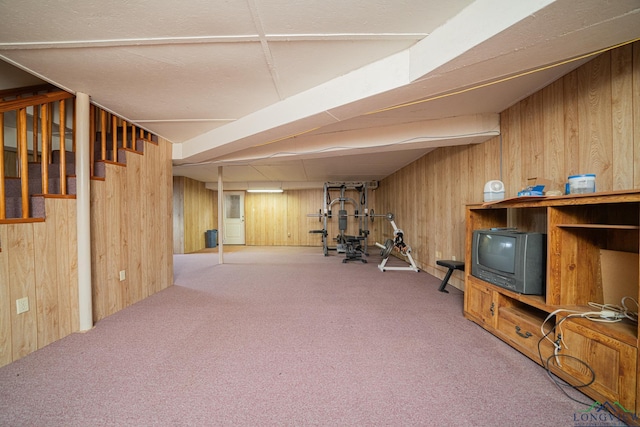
255 0 473 34
0 0 257 42
252 163 308 181
270 40 419 98
0 42 279 120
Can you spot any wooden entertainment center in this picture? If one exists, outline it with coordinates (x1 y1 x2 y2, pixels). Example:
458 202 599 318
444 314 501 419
464 190 640 425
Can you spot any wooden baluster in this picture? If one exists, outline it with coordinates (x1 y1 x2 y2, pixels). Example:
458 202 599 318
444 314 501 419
89 105 95 176
48 104 53 162
111 115 117 161
41 103 49 195
32 105 39 163
59 99 67 195
122 120 128 150
18 108 29 218
100 110 107 162
71 100 76 154
131 124 136 151
0 112 5 219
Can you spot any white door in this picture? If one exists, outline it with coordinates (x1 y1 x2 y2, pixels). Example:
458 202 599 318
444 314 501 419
223 191 245 245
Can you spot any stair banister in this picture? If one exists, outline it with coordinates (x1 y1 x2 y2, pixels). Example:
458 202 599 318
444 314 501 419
122 120 128 150
32 105 39 163
41 103 50 195
18 108 28 218
59 99 66 195
0 112 4 219
89 105 95 177
111 115 117 161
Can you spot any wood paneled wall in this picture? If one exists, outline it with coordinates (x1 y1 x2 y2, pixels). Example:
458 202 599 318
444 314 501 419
91 138 173 322
0 198 78 366
173 176 217 254
172 43 639 284
375 41 640 290
243 188 377 247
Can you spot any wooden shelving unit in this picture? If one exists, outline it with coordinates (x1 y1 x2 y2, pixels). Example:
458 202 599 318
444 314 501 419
464 190 640 425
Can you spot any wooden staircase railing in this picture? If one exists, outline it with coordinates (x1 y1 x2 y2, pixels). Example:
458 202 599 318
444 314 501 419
1 85 157 221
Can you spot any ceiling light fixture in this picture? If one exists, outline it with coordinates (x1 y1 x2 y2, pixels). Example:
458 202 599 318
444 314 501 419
246 189 284 193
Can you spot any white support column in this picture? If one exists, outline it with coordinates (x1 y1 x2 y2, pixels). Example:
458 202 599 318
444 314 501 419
75 92 93 331
217 166 224 265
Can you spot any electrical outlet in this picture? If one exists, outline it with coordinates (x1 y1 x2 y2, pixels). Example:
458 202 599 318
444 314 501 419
436 251 442 259
16 297 29 314
119 270 126 281
452 255 456 261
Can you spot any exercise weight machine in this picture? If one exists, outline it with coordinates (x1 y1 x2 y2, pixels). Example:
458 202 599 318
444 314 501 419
308 181 379 260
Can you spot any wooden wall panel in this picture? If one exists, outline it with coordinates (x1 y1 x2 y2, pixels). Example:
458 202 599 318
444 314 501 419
226 188 366 247
520 91 545 186
172 176 185 253
377 41 640 291
0 135 172 367
33 214 59 348
159 140 173 291
611 45 633 190
0 225 11 366
25 197 79 349
246 193 287 246
90 138 173 322
105 163 124 315
502 104 522 197
295 189 326 247
563 69 581 178
142 143 161 296
173 43 639 290
578 53 613 189
91 179 108 322
54 199 74 338
172 176 216 253
126 153 143 306
8 224 37 360
542 79 565 191
634 42 640 188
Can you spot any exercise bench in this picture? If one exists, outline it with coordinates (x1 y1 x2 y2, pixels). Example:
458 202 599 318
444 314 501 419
436 260 465 293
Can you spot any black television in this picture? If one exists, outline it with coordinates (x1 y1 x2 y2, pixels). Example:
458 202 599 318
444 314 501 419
471 228 546 295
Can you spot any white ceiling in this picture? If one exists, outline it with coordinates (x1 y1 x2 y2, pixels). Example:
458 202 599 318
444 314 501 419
1 0 639 189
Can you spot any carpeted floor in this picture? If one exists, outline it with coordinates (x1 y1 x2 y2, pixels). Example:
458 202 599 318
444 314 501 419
0 247 603 426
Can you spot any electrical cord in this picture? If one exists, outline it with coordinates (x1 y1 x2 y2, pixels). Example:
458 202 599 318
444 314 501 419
622 296 639 323
537 314 595 406
537 297 638 406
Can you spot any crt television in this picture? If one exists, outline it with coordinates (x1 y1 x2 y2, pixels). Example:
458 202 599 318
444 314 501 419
471 228 546 295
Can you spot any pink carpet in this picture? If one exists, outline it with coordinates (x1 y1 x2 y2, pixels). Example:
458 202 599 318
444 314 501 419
0 247 602 426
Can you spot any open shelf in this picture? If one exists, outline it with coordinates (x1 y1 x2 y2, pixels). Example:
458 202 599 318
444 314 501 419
556 224 639 230
465 190 640 423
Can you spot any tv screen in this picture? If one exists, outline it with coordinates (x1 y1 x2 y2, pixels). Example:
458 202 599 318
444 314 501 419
477 234 516 274
471 229 546 295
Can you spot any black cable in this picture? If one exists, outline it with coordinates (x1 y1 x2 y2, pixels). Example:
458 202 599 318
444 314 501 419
536 314 595 406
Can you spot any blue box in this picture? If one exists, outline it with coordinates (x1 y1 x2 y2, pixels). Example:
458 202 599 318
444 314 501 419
517 185 545 197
